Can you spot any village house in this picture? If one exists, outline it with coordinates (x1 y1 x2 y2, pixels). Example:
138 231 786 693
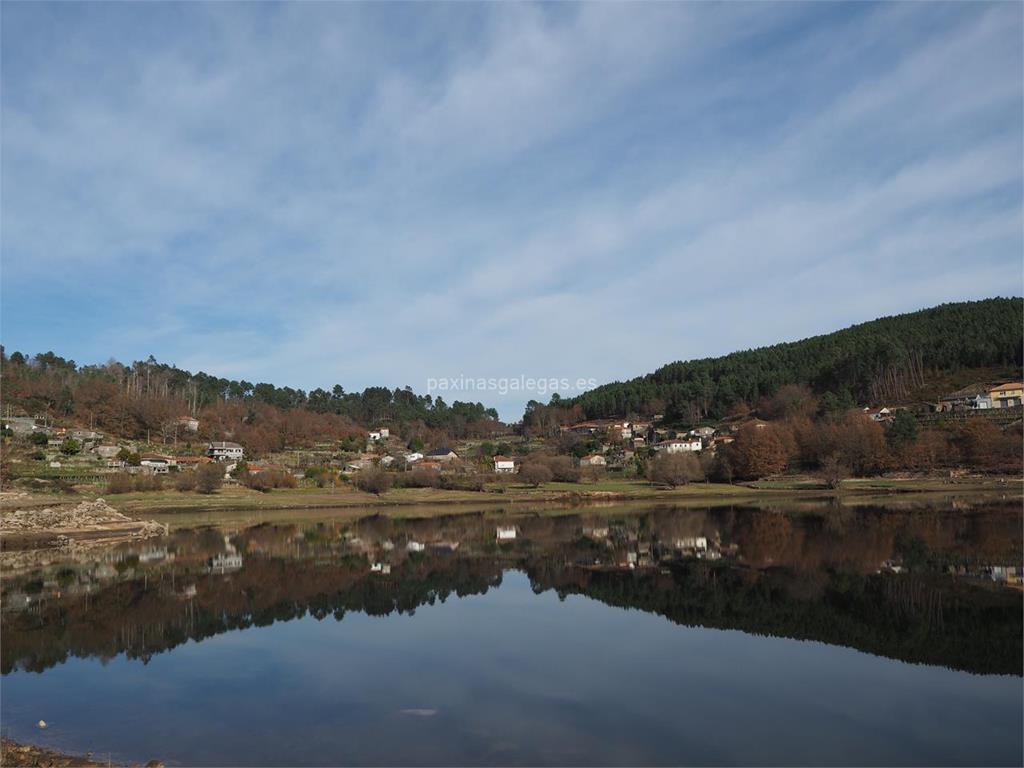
654 437 702 454
176 416 200 432
939 385 993 411
688 426 715 438
579 454 607 468
988 382 1023 409
140 454 177 474
368 427 391 441
496 525 517 542
207 441 244 461
862 406 894 422
493 455 516 473
404 451 424 464
425 447 458 462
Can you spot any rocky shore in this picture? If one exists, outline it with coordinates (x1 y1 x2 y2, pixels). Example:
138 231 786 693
0 739 163 768
0 499 166 550
1 738 107 767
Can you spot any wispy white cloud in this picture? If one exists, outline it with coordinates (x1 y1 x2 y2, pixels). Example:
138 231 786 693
1 2 1020 419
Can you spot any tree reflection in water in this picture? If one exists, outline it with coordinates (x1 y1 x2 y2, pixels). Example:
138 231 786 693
2 500 1021 676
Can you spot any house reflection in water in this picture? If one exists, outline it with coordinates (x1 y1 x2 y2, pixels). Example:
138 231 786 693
207 535 243 574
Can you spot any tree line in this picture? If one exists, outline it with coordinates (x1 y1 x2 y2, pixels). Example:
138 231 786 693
0 349 503 451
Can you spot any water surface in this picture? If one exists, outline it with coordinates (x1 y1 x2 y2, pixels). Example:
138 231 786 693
2 501 1021 766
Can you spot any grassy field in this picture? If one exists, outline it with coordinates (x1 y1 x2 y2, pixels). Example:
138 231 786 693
4 474 1020 522
9 480 777 516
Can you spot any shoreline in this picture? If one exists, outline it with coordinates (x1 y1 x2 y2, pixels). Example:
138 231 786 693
1 475 1020 546
0 738 163 768
0 738 157 768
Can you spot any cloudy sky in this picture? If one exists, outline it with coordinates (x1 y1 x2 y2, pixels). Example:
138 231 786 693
2 2 1021 419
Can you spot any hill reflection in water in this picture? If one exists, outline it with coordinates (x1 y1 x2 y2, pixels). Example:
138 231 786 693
4 500 1021 676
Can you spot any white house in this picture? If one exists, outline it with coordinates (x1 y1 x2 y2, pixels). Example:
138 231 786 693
689 427 715 438
493 455 516 473
654 438 702 454
140 455 176 474
407 541 426 553
404 452 424 464
425 447 458 462
207 441 244 461
939 385 994 412
368 427 391 442
496 526 517 541
579 454 607 468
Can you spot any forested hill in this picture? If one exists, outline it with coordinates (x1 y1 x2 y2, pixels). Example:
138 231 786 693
563 298 1023 422
0 349 503 450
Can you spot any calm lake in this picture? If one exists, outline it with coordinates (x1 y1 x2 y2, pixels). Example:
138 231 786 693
2 500 1022 766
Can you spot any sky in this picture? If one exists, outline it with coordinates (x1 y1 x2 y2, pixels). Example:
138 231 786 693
1 2 1022 420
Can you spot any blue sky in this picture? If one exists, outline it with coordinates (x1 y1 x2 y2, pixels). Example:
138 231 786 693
2 2 1021 420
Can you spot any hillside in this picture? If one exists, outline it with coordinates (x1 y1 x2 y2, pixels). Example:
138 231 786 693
562 298 1023 422
0 351 504 452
